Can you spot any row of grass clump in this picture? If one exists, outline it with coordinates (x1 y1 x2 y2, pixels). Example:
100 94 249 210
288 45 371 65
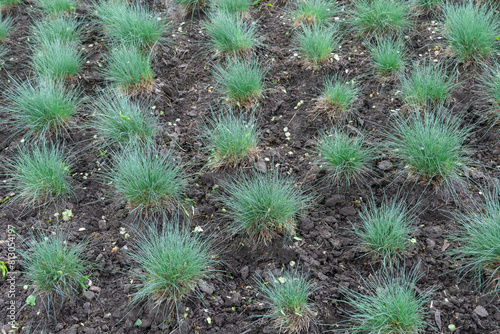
3 0 500 333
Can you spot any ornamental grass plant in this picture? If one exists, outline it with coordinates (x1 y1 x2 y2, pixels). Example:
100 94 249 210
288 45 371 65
0 14 13 42
317 75 358 119
31 39 83 80
291 0 337 26
295 23 340 66
368 37 406 79
30 16 81 44
33 0 75 15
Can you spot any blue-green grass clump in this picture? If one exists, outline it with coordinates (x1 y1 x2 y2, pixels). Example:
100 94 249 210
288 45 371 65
3 78 80 140
482 65 500 122
30 16 81 44
340 266 432 333
256 268 318 334
33 0 76 15
295 23 340 66
91 92 157 149
291 0 337 26
219 171 310 245
128 219 218 317
0 15 13 42
368 37 406 79
204 10 259 55
19 232 92 306
449 184 500 291
442 1 500 63
351 0 414 37
202 110 260 168
95 0 168 49
315 129 374 187
31 39 83 80
4 144 73 209
0 0 23 10
355 196 417 264
213 57 266 107
109 148 186 215
385 109 472 195
211 0 251 14
318 75 358 118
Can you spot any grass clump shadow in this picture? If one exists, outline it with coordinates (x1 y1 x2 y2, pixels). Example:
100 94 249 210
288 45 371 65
441 1 500 64
108 148 186 217
3 144 74 211
291 0 338 26
255 268 318 334
218 169 310 246
339 264 432 333
314 128 375 189
354 195 417 264
449 183 500 293
90 91 157 150
212 56 266 108
94 0 169 50
128 217 219 322
204 10 260 56
2 77 80 141
367 37 406 80
201 108 260 169
295 23 340 67
384 108 473 198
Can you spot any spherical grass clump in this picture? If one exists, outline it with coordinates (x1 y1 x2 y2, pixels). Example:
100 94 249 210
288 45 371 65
0 0 23 10
368 37 406 79
211 0 251 14
128 219 218 317
385 109 472 195
5 144 74 209
400 60 457 110
91 92 157 150
340 265 432 334
295 23 340 67
204 10 259 56
0 15 13 42
256 268 318 334
355 196 417 264
33 0 75 15
219 170 310 245
30 16 81 45
351 0 414 37
317 75 358 119
19 232 92 307
94 0 168 49
314 129 375 188
3 78 80 141
213 57 266 107
291 0 338 26
449 184 500 292
31 39 83 80
102 45 154 95
202 109 260 168
109 148 186 216
442 1 500 63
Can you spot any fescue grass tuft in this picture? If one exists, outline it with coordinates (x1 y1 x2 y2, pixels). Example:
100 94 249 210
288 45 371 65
340 265 432 333
94 0 168 49
211 0 251 14
291 0 337 26
368 37 406 79
219 170 310 245
201 109 260 168
31 16 81 45
213 57 266 107
102 45 154 94
256 268 318 334
0 0 23 10
128 218 218 318
19 232 92 307
351 0 413 37
318 75 358 118
0 15 13 42
204 10 259 55
400 60 456 110
109 148 186 216
3 78 80 140
4 144 74 209
33 0 75 15
385 109 472 195
295 23 340 66
355 196 417 264
31 40 83 80
449 184 500 292
314 129 374 187
442 1 500 63
90 92 157 150
481 65 500 122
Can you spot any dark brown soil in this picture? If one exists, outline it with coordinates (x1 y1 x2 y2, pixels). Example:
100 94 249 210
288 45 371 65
1 0 500 333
